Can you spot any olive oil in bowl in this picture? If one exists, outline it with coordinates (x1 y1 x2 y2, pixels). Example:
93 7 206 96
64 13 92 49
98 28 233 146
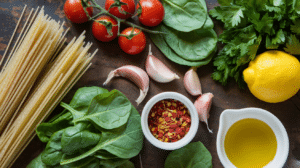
224 118 277 168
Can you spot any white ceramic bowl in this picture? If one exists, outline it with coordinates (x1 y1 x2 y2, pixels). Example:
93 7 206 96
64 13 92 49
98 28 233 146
141 92 199 150
216 108 289 168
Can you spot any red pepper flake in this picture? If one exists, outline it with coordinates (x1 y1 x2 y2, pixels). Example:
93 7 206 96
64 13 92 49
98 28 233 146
177 110 183 117
170 124 177 129
163 113 168 117
148 99 191 143
175 127 182 134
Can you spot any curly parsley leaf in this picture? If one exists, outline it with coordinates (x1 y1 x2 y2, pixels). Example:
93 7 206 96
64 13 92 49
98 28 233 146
284 34 300 55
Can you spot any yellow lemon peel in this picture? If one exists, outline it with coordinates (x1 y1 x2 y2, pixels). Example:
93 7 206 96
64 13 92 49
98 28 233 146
243 50 300 103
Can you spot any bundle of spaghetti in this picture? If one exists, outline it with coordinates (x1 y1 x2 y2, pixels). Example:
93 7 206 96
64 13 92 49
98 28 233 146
0 6 66 133
0 7 97 168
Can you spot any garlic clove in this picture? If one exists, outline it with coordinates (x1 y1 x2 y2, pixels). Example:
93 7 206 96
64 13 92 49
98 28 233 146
184 67 202 96
145 45 179 83
194 93 214 133
103 65 149 105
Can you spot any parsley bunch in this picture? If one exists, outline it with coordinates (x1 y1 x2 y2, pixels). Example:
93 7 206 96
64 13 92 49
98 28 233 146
209 0 300 87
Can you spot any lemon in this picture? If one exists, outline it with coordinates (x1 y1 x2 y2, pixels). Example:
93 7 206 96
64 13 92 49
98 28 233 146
243 50 300 103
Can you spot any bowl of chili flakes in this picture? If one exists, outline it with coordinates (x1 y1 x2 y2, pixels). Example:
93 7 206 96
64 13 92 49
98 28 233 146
141 92 199 150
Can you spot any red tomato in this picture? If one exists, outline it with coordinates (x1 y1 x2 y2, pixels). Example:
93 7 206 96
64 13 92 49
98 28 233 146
92 15 118 42
136 0 164 27
118 27 146 55
64 0 93 23
105 0 135 19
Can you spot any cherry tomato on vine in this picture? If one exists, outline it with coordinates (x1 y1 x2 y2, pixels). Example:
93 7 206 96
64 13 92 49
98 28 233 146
136 0 164 27
118 27 146 55
64 0 93 23
92 15 118 42
105 0 135 19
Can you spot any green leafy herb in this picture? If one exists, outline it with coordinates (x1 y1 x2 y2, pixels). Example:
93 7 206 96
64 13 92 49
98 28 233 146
27 154 47 168
209 5 245 29
61 122 101 155
150 0 217 67
61 106 143 165
162 0 208 32
36 87 109 143
164 141 212 168
161 24 217 61
36 112 73 143
99 159 135 168
284 34 300 54
71 90 132 129
41 130 65 166
28 87 143 168
150 31 216 67
291 20 300 35
210 0 300 87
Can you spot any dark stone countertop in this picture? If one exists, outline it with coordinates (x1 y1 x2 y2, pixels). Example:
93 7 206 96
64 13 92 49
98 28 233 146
0 0 299 167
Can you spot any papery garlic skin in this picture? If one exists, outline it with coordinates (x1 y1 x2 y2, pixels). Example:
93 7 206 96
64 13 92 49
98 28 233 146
103 65 149 105
194 93 214 133
145 45 179 83
184 67 202 96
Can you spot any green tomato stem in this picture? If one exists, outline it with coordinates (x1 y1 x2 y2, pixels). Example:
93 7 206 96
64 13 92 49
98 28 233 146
83 0 164 35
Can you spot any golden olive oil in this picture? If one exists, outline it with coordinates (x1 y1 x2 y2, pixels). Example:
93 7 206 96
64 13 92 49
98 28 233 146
224 118 277 168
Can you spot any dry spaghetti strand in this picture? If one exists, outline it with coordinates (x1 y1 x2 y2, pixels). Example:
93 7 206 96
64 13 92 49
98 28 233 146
0 6 97 168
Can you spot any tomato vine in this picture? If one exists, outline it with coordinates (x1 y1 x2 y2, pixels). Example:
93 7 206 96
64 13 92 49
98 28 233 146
81 0 164 36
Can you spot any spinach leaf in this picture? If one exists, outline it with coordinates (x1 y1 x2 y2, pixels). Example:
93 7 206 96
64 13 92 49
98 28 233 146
202 15 214 30
150 0 217 67
94 150 118 160
36 87 109 143
116 160 135 168
36 112 73 143
150 29 215 67
29 87 143 168
72 90 131 130
27 154 47 168
60 157 100 168
164 141 212 168
60 106 143 165
99 158 133 168
61 122 101 155
41 130 65 166
162 24 217 61
162 0 207 32
69 87 109 111
66 87 109 120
